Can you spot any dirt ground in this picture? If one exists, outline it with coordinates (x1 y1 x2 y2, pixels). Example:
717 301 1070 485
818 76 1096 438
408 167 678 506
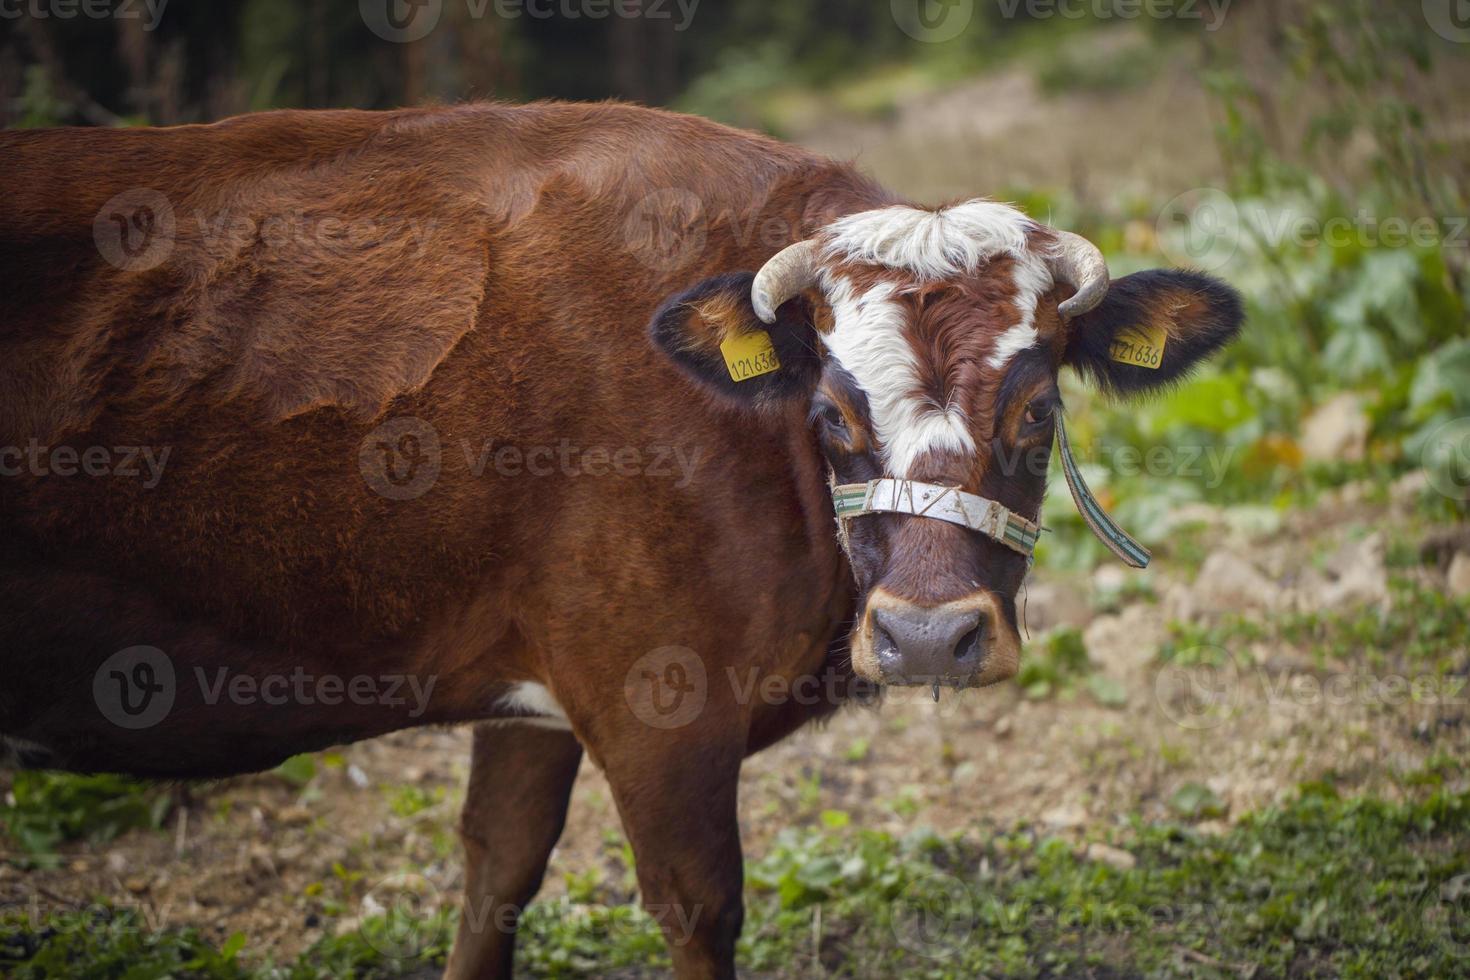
4 471 1466 968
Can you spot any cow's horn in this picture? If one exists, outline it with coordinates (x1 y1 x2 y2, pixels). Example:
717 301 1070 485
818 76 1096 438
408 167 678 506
1050 231 1109 318
751 240 821 324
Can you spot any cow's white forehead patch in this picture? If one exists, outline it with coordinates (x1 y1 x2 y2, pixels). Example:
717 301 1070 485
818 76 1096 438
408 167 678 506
817 200 1054 477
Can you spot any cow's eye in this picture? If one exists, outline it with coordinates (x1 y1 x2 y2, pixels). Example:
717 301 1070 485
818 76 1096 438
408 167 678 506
818 404 847 433
1024 397 1058 427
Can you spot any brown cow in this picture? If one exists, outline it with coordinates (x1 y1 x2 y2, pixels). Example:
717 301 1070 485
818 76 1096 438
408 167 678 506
0 102 1241 978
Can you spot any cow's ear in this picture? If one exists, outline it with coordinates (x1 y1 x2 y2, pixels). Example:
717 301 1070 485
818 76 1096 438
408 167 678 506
1063 269 1244 397
650 272 823 412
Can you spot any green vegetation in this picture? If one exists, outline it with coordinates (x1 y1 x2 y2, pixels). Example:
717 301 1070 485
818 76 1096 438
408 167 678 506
1161 577 1470 673
0 773 169 866
6 779 1468 978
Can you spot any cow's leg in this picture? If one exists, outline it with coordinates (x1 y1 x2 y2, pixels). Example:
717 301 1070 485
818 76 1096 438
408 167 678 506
597 728 746 980
444 722 582 980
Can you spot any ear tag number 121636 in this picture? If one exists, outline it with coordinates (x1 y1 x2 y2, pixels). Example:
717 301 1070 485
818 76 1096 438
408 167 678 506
721 329 781 382
1109 323 1167 370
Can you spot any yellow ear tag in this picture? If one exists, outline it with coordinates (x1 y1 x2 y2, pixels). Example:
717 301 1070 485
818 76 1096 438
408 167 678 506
1108 323 1168 370
720 329 781 382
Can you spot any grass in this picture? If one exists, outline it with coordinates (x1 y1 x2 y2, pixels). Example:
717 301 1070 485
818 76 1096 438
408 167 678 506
0 772 170 866
5 778 1468 978
1160 577 1470 674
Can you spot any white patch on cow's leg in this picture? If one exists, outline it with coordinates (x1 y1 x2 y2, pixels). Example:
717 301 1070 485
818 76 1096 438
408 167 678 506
490 682 573 731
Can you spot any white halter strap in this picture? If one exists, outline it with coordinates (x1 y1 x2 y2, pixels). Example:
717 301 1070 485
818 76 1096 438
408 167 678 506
830 479 1040 557
827 415 1150 569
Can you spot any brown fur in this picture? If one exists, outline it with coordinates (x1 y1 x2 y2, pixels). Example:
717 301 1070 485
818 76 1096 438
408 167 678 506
0 101 887 979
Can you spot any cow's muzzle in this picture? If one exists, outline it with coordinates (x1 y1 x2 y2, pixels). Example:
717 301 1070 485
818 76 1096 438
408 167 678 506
851 590 1019 689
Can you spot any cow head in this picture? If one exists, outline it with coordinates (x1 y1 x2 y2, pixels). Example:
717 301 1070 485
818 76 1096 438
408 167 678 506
651 200 1242 690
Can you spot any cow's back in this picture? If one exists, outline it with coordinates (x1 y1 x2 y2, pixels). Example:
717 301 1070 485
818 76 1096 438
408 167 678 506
0 104 859 770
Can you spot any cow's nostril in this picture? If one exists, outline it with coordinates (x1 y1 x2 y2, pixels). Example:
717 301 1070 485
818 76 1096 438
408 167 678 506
873 624 902 671
954 623 983 662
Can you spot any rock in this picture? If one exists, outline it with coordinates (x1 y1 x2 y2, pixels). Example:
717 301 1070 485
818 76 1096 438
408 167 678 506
1085 604 1161 678
1449 552 1470 599
1084 842 1137 871
1319 532 1388 609
277 805 313 826
1020 579 1092 633
1192 551 1279 614
1162 582 1197 624
1390 469 1430 509
1041 802 1088 829
1091 565 1129 595
1300 392 1369 463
